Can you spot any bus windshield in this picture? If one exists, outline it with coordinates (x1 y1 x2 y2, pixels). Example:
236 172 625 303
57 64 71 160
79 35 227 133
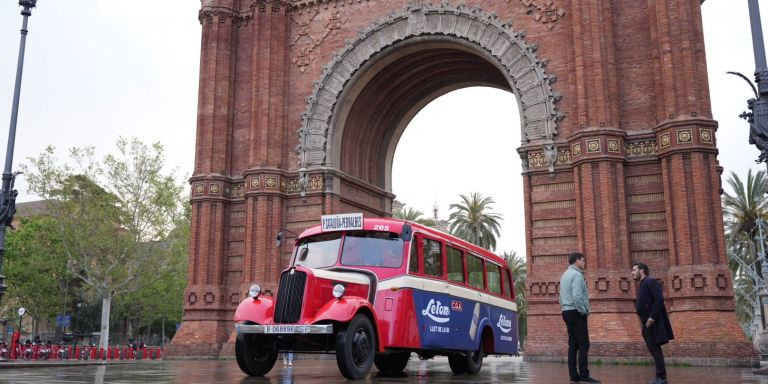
293 233 342 268
341 231 403 268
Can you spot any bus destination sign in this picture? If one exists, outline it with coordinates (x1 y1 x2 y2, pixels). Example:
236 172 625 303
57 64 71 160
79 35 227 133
321 213 363 232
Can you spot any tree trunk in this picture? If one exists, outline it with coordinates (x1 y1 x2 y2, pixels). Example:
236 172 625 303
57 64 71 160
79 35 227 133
99 295 111 350
161 317 165 346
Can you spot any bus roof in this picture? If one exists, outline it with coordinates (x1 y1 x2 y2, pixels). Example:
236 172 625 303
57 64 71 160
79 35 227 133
297 217 508 266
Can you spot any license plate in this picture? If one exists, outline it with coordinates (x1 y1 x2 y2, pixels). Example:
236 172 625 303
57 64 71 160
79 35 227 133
264 325 310 334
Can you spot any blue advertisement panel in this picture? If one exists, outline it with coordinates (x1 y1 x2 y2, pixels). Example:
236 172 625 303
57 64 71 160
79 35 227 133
489 306 519 354
412 289 517 354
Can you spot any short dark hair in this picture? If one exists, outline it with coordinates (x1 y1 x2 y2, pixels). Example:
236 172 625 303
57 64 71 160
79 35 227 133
568 252 584 265
633 262 650 276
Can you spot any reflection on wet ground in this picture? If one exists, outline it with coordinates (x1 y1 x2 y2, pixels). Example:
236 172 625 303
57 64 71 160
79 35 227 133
1 356 767 383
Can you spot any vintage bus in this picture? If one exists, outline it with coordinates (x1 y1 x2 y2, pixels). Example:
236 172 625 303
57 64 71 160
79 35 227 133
234 214 518 379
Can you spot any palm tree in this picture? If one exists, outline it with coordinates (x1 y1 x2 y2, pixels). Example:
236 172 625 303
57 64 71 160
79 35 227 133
393 206 436 226
503 250 527 349
448 192 503 251
723 169 768 337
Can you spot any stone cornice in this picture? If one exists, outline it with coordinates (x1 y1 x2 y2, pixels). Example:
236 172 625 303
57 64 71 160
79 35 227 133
199 1 290 25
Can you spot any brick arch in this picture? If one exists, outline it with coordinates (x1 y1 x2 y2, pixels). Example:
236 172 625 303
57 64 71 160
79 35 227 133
296 2 563 187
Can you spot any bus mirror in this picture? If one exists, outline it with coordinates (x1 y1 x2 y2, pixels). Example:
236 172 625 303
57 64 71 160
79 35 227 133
298 247 309 262
401 224 412 241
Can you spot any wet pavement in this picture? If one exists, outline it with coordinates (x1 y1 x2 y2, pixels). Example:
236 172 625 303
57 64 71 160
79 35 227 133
0 356 767 383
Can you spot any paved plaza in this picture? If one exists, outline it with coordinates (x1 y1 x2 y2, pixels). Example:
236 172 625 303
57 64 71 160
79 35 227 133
0 356 767 383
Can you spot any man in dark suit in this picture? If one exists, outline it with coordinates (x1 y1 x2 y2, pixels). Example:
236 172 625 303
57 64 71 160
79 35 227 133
632 262 674 384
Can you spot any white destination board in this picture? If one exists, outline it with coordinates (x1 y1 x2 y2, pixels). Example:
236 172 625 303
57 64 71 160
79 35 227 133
321 213 363 231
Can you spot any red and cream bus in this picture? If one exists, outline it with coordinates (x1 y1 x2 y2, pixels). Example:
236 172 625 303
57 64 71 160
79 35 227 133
234 213 518 379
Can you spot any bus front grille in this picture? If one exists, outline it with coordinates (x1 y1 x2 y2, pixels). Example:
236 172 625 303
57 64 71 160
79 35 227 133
274 269 306 323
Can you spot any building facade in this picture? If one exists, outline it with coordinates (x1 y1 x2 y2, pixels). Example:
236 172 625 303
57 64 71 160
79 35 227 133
168 0 753 363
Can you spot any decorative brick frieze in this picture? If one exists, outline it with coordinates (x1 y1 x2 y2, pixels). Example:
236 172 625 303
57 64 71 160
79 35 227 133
527 148 570 169
625 140 658 158
654 119 718 157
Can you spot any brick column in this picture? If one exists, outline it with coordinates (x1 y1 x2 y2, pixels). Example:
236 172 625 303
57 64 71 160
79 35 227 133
655 120 751 358
168 1 239 357
648 0 752 359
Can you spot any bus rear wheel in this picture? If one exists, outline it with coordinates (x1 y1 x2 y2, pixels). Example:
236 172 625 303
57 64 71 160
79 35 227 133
374 351 410 373
235 331 278 376
448 343 484 374
336 314 376 379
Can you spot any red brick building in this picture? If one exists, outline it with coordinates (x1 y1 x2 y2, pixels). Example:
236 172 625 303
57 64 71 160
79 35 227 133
168 0 754 364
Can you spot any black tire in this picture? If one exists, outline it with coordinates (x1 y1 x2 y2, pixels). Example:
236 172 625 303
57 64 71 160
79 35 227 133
464 341 484 374
235 332 278 376
448 353 467 374
374 351 410 373
448 342 484 375
336 314 377 380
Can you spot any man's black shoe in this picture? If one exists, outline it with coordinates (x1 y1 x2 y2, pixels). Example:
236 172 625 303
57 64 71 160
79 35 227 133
580 377 601 383
647 379 667 384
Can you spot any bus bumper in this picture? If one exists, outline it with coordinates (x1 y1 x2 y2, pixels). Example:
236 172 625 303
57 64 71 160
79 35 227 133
236 323 334 335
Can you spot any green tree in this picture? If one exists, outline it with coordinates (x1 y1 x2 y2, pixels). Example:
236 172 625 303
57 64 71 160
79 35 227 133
4 216 73 332
503 250 527 349
722 169 768 338
23 138 186 349
115 204 189 344
448 192 503 251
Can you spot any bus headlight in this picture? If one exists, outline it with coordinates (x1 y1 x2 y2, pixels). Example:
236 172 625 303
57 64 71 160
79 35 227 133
247 284 262 299
332 284 345 299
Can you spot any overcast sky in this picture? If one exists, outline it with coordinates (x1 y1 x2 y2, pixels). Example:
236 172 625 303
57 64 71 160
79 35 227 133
0 1 763 257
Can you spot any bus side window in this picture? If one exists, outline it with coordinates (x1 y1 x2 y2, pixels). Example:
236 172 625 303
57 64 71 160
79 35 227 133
446 246 464 283
408 238 419 274
487 263 502 295
467 254 484 290
422 238 443 277
502 267 513 299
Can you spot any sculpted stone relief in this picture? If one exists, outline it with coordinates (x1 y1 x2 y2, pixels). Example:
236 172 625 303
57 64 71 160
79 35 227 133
290 10 348 73
509 0 566 30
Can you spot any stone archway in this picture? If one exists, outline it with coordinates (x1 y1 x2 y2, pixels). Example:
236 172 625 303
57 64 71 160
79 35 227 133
170 0 755 366
296 2 563 187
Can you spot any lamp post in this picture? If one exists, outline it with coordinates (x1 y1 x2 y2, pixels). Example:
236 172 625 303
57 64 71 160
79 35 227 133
734 0 768 360
0 0 37 307
73 297 82 353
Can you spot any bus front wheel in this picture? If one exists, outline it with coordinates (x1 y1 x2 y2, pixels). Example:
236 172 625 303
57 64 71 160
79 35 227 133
336 314 376 379
235 332 278 376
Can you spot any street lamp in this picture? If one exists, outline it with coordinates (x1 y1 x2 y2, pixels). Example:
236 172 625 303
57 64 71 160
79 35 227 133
73 298 82 351
0 0 38 307
733 0 768 362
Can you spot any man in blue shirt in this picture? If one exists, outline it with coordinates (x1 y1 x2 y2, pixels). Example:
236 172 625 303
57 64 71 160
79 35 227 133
559 252 600 383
